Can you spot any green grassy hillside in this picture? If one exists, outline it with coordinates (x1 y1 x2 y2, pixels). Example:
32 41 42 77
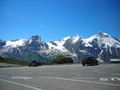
0 56 28 66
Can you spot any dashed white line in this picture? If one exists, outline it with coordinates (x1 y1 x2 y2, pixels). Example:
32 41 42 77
100 77 120 81
38 77 120 87
10 76 33 80
100 78 109 81
0 78 43 90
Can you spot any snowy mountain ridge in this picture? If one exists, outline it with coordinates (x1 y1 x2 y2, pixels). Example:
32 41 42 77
0 32 120 62
82 32 120 48
4 39 26 48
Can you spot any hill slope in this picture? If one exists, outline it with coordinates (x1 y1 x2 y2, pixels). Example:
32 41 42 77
0 32 120 62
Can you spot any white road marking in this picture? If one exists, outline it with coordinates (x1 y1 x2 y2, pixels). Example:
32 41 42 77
100 77 120 81
111 77 120 81
10 76 33 80
38 77 120 87
100 78 109 81
0 78 43 90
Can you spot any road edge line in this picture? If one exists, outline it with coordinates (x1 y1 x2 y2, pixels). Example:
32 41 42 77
0 78 43 90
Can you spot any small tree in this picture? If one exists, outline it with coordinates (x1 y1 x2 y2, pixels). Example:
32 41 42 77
52 55 74 64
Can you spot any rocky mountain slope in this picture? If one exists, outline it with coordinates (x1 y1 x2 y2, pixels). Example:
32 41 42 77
0 32 120 63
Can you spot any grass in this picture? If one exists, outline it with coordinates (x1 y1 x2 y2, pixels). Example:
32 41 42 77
0 57 28 66
0 66 20 68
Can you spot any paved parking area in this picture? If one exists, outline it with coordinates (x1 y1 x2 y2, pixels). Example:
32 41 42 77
0 64 120 90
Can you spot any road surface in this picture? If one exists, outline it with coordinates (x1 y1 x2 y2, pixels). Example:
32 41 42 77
0 64 120 90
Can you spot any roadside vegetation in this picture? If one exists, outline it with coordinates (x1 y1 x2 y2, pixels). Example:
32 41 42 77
0 56 28 66
0 55 74 67
52 55 74 64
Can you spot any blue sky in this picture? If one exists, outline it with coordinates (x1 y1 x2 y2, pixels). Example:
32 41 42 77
0 0 120 41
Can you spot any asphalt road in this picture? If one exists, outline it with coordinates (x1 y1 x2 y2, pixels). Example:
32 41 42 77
0 64 120 90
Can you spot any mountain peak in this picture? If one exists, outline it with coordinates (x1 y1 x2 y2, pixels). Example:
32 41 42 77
69 35 82 43
62 36 71 41
96 32 111 38
31 35 42 40
28 35 43 44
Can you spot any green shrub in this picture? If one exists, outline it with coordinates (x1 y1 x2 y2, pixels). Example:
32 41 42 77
52 55 74 64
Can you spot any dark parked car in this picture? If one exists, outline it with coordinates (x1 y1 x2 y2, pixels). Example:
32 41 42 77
28 60 42 67
82 57 99 66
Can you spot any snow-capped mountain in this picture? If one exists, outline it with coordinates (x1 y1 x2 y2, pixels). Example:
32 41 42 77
5 39 26 48
82 32 120 48
47 36 70 51
0 32 120 63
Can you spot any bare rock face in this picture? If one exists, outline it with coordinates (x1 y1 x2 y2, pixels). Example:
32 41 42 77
0 32 120 63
